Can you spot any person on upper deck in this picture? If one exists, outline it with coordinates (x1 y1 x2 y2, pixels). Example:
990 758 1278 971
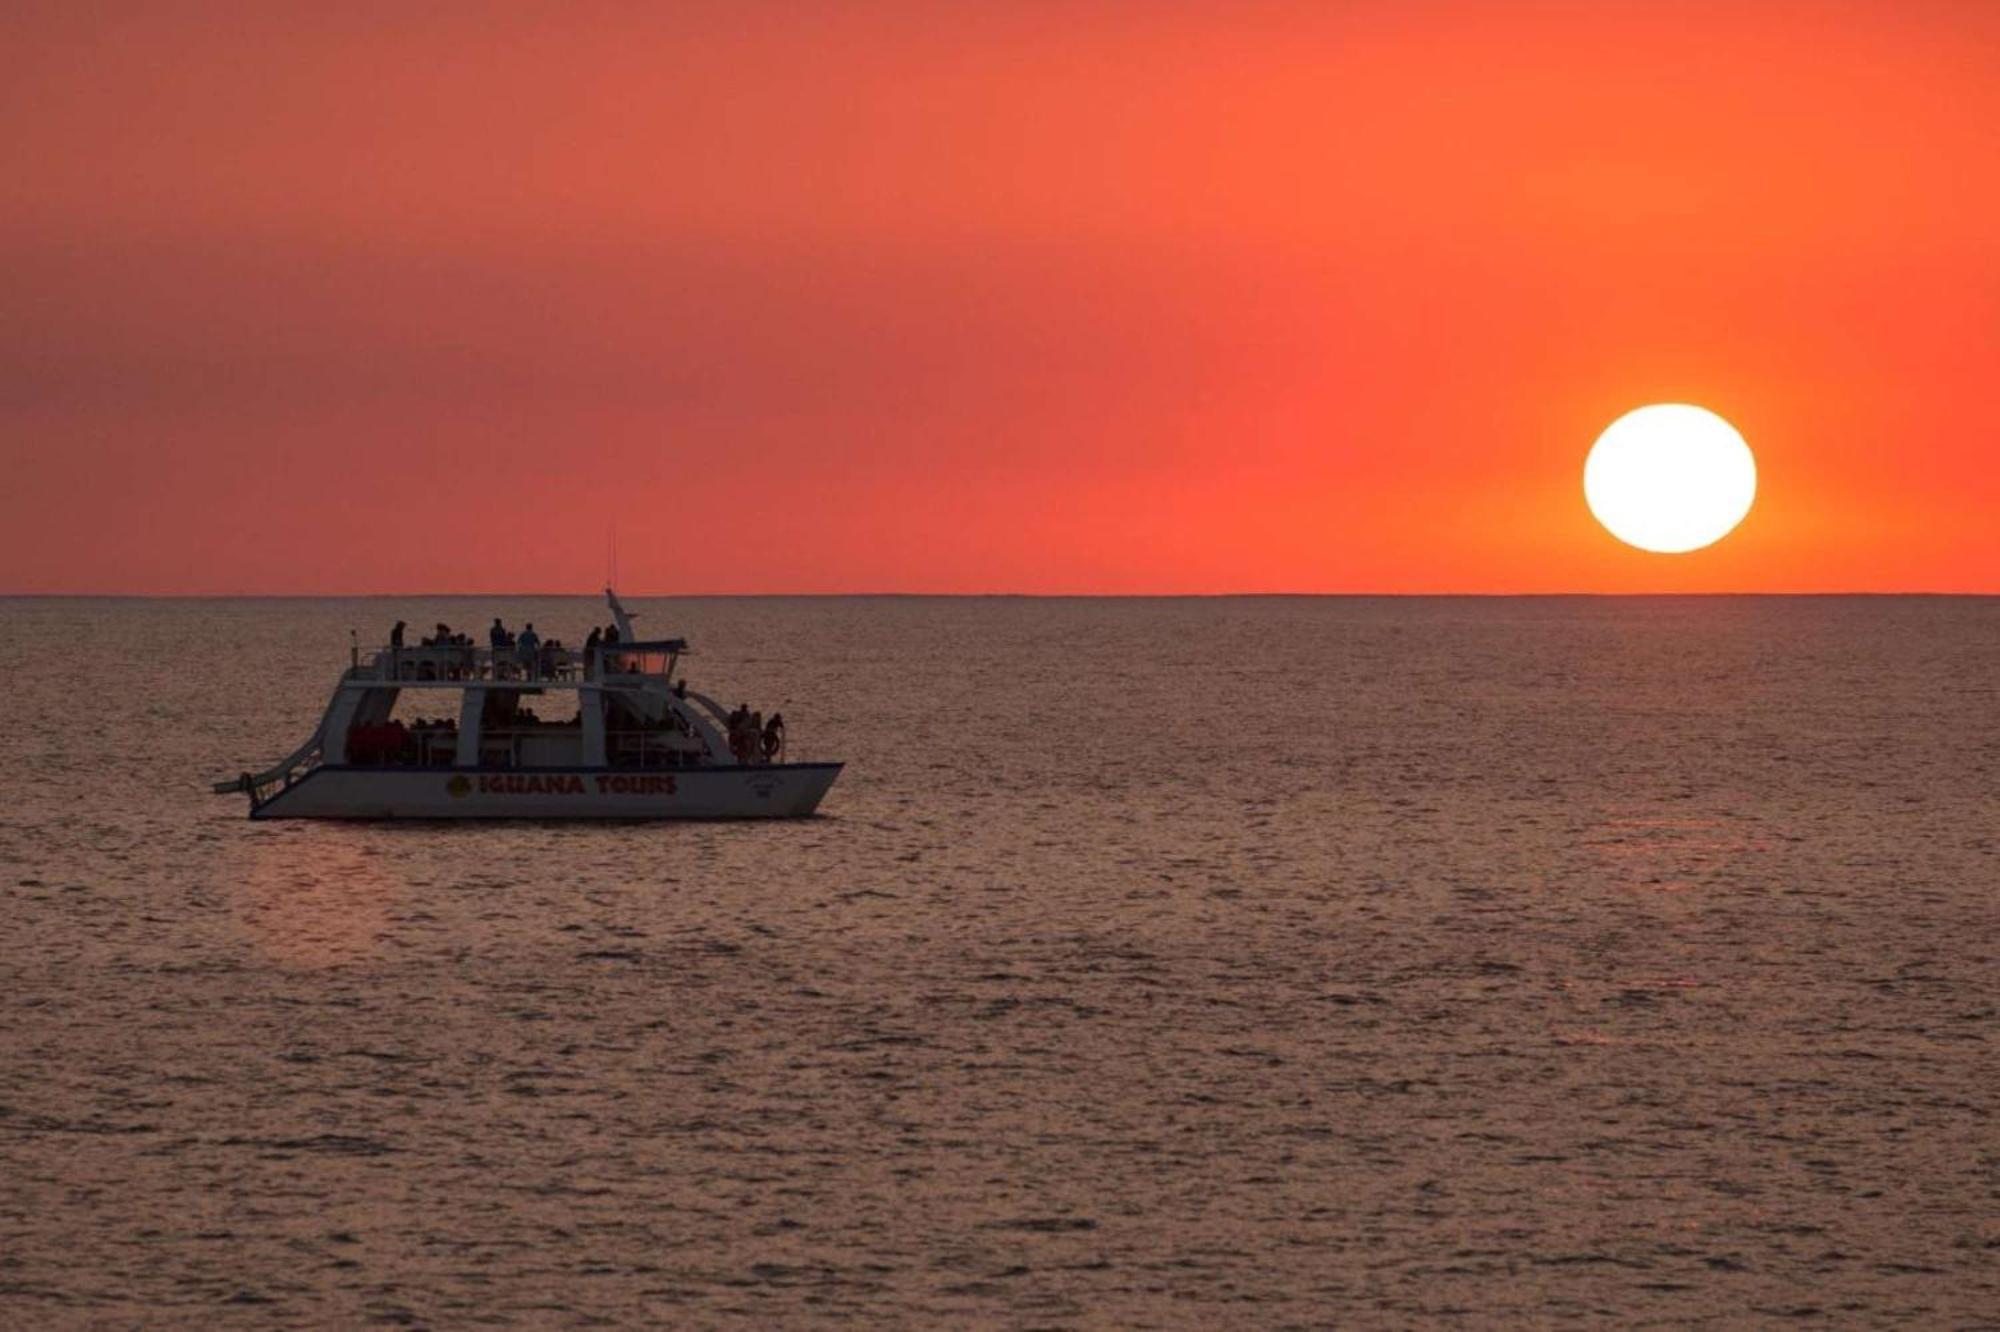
518 623 540 677
390 620 405 649
489 618 508 649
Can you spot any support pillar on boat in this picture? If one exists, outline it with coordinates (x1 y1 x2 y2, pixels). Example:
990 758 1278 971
580 686 607 765
323 689 366 764
455 687 484 768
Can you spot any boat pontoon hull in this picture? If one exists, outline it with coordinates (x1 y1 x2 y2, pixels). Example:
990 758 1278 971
248 763 843 820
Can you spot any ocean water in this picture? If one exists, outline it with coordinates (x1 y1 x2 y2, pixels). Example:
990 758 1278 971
1 595 1994 1327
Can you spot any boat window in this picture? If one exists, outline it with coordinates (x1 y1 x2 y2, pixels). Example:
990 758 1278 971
345 692 467 769
603 694 705 768
482 693 582 731
386 692 462 729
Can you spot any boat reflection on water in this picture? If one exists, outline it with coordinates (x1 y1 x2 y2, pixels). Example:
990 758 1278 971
231 831 400 970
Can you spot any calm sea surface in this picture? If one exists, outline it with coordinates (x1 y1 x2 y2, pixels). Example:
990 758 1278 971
1 596 1994 1327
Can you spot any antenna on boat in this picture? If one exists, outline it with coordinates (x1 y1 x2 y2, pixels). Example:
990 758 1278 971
602 524 638 640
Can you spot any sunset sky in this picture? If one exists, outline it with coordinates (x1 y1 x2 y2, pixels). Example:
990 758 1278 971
3 1 1994 594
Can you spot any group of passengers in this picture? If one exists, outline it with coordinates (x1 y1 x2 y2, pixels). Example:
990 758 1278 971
347 717 455 767
349 703 571 768
387 621 478 680
387 618 589 681
485 618 574 680
351 683 784 768
394 620 475 649
387 616 649 681
727 705 785 765
580 624 631 677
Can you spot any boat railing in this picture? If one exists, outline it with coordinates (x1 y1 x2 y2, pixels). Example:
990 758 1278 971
363 643 677 684
606 727 708 768
212 746 323 805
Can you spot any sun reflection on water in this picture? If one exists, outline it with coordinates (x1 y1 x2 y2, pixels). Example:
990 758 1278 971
1586 812 1772 894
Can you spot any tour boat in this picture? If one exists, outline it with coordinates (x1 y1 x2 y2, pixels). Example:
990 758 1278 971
213 590 842 819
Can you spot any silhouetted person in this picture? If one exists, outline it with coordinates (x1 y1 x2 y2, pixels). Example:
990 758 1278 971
490 618 507 649
389 620 405 649
518 623 540 678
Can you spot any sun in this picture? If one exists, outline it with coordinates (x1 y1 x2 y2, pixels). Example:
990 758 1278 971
1584 404 1756 554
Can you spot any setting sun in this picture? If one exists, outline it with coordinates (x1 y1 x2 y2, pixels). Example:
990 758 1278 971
1584 405 1757 555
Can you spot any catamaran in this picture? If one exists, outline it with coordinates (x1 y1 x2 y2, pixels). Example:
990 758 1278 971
213 590 842 819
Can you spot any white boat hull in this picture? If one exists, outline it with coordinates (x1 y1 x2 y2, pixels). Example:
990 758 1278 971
249 764 842 820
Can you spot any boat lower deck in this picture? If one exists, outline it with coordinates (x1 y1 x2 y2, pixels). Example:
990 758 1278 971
250 762 843 820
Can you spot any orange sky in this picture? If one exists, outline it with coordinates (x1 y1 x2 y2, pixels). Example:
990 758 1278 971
2 1 1994 593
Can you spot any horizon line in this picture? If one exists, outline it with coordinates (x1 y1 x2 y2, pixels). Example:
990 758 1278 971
2 589 1995 600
